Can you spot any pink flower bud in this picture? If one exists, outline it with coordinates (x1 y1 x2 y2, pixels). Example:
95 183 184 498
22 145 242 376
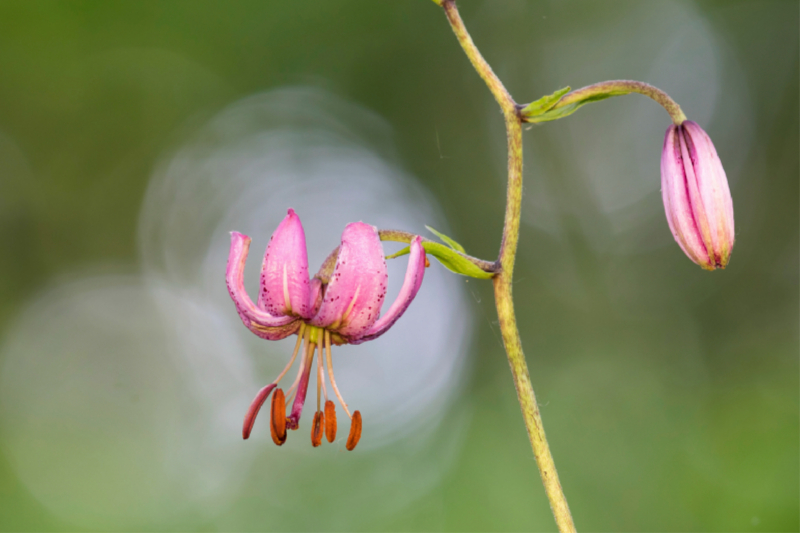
661 120 734 270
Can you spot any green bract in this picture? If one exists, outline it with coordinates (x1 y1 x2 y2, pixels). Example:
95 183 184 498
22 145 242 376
521 86 633 124
425 225 466 253
519 86 571 118
387 241 494 279
383 226 494 279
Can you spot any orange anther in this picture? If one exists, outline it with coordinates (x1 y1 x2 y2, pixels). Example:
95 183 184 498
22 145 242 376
311 411 325 447
270 388 287 445
345 410 362 451
324 400 337 443
271 421 286 445
424 256 431 268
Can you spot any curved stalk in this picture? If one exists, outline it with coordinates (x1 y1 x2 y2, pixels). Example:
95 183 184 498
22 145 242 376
439 1 576 532
552 80 686 125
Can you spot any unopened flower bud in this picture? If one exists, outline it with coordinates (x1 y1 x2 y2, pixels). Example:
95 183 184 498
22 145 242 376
661 121 734 270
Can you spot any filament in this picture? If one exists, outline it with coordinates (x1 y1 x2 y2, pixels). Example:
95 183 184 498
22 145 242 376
325 329 352 419
317 341 328 409
272 324 305 385
316 343 321 412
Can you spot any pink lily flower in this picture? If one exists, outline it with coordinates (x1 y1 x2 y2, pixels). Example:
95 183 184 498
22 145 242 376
226 208 426 450
661 120 735 270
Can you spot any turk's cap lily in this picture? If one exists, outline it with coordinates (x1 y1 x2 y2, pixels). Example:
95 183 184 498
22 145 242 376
661 120 734 270
225 208 427 449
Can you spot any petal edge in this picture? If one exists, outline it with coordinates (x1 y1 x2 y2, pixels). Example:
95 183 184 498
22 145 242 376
227 232 298 338
351 235 426 344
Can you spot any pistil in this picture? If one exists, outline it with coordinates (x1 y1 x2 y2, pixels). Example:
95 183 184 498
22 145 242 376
286 326 322 430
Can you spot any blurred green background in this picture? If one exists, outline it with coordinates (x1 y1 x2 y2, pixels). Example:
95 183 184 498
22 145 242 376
0 1 797 531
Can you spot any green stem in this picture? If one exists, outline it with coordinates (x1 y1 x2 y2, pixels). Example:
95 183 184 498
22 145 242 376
440 1 576 532
552 79 686 125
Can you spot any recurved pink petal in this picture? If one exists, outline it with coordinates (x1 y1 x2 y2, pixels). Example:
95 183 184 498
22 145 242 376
227 231 299 339
245 320 302 341
309 222 388 338
351 235 426 344
259 208 314 320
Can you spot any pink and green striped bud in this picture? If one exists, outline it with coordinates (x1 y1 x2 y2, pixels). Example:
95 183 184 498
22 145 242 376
661 120 735 270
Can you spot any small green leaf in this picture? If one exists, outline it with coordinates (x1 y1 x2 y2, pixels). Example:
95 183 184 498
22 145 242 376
525 102 582 123
386 242 494 279
520 86 571 118
526 88 632 123
425 225 466 253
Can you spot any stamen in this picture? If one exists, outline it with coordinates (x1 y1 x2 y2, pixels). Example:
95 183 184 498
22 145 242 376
324 330 352 419
324 400 337 443
286 340 315 430
311 411 324 447
345 410 362 451
242 383 276 439
270 388 287 446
